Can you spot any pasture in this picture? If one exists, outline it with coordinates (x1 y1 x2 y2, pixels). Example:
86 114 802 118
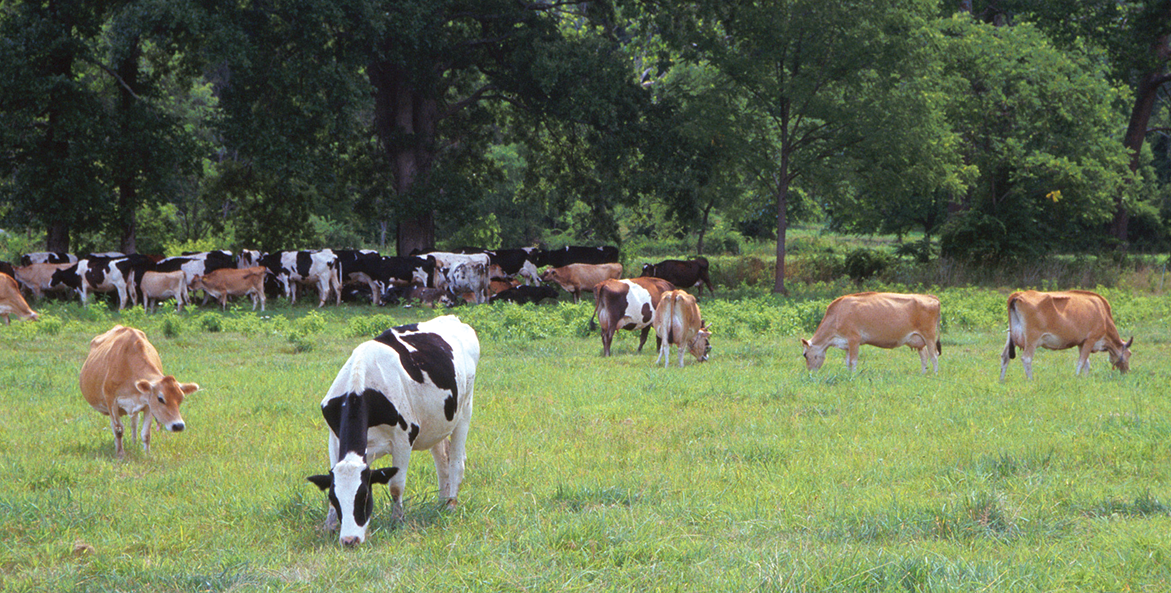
1 290 1170 592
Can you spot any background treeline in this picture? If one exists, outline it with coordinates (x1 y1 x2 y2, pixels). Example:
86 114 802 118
3 0 1171 293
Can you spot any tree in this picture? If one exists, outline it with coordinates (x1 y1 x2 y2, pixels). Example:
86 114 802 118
657 0 940 294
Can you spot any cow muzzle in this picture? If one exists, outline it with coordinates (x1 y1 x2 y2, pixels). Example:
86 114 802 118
341 535 363 547
168 421 185 432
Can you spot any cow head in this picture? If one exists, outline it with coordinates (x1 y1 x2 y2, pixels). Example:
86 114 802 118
1111 337 1135 373
689 322 712 362
135 375 198 433
640 263 654 277
308 454 398 546
801 338 826 371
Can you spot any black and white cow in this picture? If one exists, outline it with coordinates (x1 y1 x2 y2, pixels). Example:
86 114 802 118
486 248 542 285
442 261 490 304
20 252 77 266
236 249 263 269
259 250 342 306
307 316 479 546
536 245 620 268
334 249 384 304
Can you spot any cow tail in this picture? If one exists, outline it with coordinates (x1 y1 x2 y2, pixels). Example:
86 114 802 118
666 293 677 345
936 338 942 355
1007 296 1018 359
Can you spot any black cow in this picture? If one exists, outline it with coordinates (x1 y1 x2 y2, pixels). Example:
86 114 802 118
306 316 479 546
485 248 541 285
489 285 559 305
536 245 620 268
640 257 715 297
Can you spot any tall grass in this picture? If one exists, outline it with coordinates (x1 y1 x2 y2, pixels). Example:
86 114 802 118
1 294 1169 592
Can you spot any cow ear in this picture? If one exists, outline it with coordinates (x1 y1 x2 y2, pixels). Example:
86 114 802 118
180 382 200 395
306 474 332 491
370 467 399 485
801 338 811 348
135 379 153 394
1125 336 1134 349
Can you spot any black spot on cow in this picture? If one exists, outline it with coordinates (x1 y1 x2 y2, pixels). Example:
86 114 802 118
374 326 459 420
295 251 313 278
641 303 653 324
322 389 410 460
408 423 420 445
621 322 637 331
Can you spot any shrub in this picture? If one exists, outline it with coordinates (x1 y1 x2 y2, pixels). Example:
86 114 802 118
160 314 184 339
844 248 891 283
199 313 224 333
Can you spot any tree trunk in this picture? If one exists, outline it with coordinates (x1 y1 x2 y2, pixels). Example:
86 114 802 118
773 176 789 295
696 200 713 255
1117 66 1171 246
116 38 141 255
397 212 435 257
46 222 70 253
369 60 441 256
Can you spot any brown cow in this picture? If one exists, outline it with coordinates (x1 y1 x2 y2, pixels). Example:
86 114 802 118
802 292 941 373
140 270 189 313
0 273 38 324
594 277 675 356
190 266 267 311
652 290 711 368
540 262 623 304
999 290 1133 380
13 263 74 300
79 326 199 459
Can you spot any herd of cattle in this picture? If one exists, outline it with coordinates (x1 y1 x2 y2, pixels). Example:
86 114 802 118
0 244 1140 546
0 246 716 312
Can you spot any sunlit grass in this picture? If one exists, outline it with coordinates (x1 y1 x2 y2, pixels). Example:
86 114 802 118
1 293 1169 592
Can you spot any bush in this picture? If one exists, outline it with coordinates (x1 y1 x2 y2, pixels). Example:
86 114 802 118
199 313 224 333
844 248 891 283
160 314 184 339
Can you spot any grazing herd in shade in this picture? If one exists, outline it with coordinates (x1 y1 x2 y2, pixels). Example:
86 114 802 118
0 244 1139 545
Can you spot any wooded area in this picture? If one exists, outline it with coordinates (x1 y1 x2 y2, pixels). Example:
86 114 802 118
2 0 1170 293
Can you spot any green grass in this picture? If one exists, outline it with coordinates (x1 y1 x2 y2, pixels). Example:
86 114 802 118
1 293 1170 592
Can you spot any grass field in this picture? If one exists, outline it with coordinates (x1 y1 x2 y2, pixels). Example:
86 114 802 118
1 292 1169 592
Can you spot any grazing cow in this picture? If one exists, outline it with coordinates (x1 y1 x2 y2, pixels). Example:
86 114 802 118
0 273 38 324
652 290 711 367
595 277 676 356
540 262 623 304
14 263 76 300
490 285 559 305
259 250 342 306
999 290 1133 380
641 257 715 297
156 251 236 286
537 245 620 268
78 255 153 309
190 267 268 311
442 262 490 304
20 252 77 266
140 271 189 313
79 325 200 459
403 287 454 309
486 248 542 285
306 316 479 545
801 292 941 373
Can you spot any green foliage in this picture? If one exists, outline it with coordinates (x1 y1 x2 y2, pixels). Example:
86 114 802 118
843 249 892 283
160 313 184 339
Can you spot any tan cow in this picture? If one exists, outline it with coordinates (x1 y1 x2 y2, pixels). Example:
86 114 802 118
595 277 675 356
140 270 189 313
652 290 711 368
0 273 38 324
999 290 1133 380
13 263 74 300
801 292 941 373
190 266 267 311
79 325 200 459
540 262 623 304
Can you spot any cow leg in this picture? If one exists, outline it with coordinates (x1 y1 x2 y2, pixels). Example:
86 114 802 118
138 410 153 453
443 421 470 507
999 334 1015 381
388 443 412 522
108 414 126 459
678 344 687 368
430 440 451 501
637 327 651 352
1021 345 1036 380
846 341 860 372
601 328 613 357
656 340 669 367
1076 343 1094 375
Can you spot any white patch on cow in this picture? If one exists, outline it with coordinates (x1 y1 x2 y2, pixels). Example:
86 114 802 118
333 451 370 545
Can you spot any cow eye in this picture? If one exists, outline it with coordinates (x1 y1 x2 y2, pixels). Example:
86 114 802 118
157 396 166 403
